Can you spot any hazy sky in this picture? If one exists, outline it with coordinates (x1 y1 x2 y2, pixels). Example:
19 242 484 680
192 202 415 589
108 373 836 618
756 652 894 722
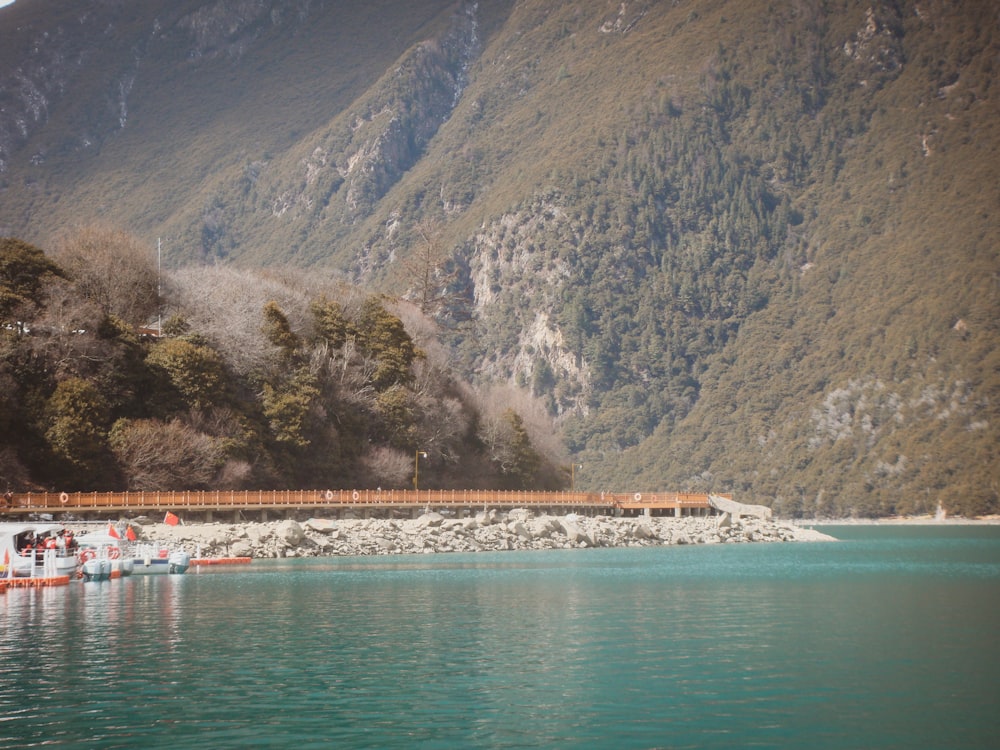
0 1 16 8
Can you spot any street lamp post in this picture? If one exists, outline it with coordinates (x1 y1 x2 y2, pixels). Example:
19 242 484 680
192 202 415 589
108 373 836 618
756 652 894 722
414 450 428 490
570 462 582 492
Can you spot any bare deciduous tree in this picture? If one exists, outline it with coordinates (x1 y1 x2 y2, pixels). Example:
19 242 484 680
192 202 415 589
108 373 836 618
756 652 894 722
361 445 412 488
473 383 567 467
477 407 517 473
405 218 446 314
401 218 469 320
169 266 315 377
110 418 222 490
53 225 158 327
215 459 252 489
23 277 113 381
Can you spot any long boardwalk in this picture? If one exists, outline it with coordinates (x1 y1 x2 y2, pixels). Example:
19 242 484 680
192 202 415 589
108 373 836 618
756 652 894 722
2 489 725 520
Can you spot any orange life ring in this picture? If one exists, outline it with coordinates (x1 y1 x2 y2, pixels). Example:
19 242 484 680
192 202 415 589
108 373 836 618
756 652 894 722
59 492 69 504
79 549 95 563
108 547 121 559
159 549 169 559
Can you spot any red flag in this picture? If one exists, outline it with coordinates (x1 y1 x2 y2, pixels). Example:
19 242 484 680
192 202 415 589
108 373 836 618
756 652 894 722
164 511 180 526
125 526 137 541
107 523 121 539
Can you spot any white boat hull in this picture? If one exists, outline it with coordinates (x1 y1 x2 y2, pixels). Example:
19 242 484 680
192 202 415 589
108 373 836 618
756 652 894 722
116 557 134 577
1 522 79 579
8 551 79 578
131 549 191 575
81 557 112 582
77 535 134 582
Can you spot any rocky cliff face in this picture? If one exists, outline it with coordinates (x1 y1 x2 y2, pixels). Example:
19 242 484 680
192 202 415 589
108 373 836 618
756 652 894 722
0 0 312 174
0 6 103 173
265 3 480 227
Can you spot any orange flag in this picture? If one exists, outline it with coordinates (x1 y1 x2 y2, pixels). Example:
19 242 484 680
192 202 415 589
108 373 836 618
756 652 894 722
107 523 121 539
164 511 180 526
125 526 137 541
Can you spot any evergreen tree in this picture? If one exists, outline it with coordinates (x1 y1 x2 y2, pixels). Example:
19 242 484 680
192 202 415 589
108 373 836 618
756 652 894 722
44 377 113 487
0 238 64 324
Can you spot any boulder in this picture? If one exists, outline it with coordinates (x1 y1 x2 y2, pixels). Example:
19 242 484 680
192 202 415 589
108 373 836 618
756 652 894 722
247 526 267 544
304 518 338 534
415 511 445 528
275 519 304 546
558 517 594 547
473 511 491 527
230 539 252 557
632 522 656 540
508 520 532 541
528 517 556 539
442 518 477 532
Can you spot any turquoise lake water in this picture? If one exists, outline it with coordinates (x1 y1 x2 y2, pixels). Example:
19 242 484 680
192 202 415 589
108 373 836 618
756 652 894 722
2 525 999 749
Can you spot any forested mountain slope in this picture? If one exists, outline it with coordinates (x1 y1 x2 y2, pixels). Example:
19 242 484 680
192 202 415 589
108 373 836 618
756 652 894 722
1 0 996 515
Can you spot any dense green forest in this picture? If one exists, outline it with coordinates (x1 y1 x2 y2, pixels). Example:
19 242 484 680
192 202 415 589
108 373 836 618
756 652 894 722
0 0 996 516
0 232 565 493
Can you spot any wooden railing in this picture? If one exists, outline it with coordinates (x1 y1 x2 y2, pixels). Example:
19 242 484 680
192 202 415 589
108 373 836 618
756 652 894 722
2 489 721 514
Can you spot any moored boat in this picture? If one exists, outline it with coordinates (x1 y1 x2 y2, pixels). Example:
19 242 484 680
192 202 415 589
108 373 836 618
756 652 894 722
75 532 189 576
131 544 191 575
0 522 80 579
80 554 113 582
76 530 133 580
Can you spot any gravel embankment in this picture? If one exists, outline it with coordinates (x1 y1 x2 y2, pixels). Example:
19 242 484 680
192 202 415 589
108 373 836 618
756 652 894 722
83 509 837 559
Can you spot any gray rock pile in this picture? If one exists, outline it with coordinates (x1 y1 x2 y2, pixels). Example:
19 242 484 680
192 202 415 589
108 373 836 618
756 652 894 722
102 509 836 559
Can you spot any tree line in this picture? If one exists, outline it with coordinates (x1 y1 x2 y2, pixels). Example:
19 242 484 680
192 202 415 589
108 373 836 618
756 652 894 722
0 229 566 493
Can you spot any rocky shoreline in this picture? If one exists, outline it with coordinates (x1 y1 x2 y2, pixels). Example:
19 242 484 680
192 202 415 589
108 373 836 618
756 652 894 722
80 510 837 559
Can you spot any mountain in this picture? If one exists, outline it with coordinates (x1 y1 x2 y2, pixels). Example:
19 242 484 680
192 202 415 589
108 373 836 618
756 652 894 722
1 0 997 516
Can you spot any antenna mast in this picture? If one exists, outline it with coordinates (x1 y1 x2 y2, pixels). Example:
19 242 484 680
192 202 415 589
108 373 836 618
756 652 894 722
157 237 162 336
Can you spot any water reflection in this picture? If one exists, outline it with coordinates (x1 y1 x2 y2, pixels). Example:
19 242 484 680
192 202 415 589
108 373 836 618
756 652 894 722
1 533 998 749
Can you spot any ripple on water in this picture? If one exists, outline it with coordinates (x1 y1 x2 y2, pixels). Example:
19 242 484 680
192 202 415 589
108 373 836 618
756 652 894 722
1 531 998 748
